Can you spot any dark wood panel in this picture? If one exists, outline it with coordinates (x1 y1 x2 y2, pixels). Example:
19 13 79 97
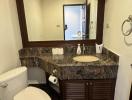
60 79 116 100
96 0 105 44
89 79 116 100
60 80 87 100
16 0 28 47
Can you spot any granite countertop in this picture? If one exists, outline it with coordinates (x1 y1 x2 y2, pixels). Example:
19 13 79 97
38 54 118 80
19 47 119 80
39 54 118 67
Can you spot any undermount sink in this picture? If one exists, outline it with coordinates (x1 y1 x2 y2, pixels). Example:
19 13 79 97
73 55 99 62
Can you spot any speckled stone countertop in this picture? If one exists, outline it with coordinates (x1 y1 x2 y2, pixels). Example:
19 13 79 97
38 54 118 80
19 46 119 80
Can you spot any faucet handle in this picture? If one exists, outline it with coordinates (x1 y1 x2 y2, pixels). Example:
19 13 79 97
83 44 85 49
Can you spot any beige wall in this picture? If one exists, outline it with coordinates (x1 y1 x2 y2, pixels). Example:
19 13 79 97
0 0 22 74
103 0 132 100
24 0 44 41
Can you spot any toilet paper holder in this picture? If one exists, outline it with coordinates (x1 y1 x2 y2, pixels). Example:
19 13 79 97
52 69 57 75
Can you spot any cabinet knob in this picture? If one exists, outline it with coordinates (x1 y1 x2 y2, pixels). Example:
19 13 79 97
90 82 93 86
86 82 89 85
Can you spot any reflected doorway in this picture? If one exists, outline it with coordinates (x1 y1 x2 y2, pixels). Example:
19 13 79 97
63 4 87 40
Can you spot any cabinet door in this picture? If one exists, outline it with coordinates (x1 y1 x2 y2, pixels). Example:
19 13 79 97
89 79 115 100
60 80 87 100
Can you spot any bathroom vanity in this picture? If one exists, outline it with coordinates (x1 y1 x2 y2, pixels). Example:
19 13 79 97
19 46 119 100
40 55 117 100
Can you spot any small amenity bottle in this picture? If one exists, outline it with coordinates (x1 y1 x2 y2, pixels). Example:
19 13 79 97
76 44 81 55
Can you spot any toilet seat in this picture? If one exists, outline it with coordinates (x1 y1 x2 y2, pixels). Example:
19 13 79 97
14 86 51 100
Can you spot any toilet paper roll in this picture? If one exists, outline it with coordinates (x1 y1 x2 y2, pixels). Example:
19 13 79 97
48 75 58 84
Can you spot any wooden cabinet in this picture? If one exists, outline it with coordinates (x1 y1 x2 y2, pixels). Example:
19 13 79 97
60 80 87 100
60 79 116 100
89 80 115 100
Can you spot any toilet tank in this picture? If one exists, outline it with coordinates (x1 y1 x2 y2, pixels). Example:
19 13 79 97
0 66 28 100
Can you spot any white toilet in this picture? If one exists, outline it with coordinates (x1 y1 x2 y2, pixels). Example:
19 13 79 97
0 66 51 100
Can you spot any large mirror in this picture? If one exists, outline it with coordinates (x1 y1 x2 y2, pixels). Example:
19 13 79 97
16 0 105 47
23 0 98 41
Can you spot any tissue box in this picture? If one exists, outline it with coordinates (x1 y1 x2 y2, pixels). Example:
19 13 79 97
52 48 64 55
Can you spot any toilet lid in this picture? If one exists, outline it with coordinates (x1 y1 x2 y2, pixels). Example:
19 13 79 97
14 86 51 100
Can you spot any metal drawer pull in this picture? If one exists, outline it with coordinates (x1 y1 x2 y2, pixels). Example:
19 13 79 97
90 82 93 85
86 82 89 85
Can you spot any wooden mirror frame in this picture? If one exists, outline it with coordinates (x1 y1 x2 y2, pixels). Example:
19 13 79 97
16 0 105 47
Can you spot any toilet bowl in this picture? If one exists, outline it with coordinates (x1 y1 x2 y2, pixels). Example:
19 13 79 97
0 66 51 100
14 86 51 100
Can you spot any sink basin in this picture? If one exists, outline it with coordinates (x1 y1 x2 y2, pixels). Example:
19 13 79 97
73 55 99 62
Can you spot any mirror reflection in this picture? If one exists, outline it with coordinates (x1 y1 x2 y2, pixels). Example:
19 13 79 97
23 0 98 41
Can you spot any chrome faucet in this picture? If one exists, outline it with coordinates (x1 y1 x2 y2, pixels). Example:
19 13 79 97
82 44 85 54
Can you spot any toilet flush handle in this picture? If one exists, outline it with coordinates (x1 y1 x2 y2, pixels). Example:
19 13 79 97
0 83 8 88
